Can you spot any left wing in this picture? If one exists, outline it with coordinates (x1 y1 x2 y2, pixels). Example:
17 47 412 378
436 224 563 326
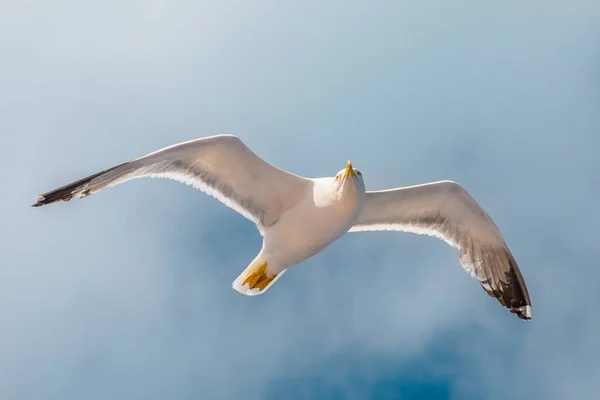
349 180 532 320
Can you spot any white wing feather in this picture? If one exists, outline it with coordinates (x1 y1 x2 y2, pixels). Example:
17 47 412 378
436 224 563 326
349 180 532 320
33 135 310 230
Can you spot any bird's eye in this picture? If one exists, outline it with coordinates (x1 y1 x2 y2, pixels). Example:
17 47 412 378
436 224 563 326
335 175 339 181
356 170 361 176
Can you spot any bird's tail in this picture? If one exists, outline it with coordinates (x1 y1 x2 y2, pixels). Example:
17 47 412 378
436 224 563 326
232 255 285 296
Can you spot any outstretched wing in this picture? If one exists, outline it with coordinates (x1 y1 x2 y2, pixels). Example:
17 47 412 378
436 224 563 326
349 180 532 320
33 134 310 229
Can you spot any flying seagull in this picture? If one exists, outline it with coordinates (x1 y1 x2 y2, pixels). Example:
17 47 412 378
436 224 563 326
33 134 532 320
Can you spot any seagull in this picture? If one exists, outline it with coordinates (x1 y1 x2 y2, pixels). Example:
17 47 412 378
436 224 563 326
33 134 532 320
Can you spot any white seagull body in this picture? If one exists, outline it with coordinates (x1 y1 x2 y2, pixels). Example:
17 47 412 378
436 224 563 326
34 135 532 320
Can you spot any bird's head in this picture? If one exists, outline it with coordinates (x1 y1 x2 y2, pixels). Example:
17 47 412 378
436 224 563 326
334 160 365 192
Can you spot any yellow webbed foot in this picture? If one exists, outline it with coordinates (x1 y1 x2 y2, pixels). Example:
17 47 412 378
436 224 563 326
242 261 276 291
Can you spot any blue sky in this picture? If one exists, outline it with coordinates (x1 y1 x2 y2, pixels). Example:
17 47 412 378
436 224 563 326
1 1 599 399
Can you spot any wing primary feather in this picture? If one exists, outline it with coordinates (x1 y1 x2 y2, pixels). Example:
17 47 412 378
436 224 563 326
32 162 131 207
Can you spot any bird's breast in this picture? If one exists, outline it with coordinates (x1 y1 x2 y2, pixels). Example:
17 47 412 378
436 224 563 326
262 187 363 269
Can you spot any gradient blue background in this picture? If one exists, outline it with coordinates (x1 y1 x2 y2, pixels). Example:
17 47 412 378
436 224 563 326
2 1 599 399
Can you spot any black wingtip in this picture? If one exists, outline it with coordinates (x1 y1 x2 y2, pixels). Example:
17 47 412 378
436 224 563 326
31 188 76 208
32 196 45 207
32 162 128 209
511 305 532 321
507 253 532 321
479 249 532 321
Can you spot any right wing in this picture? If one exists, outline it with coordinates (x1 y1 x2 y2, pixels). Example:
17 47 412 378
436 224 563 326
33 135 310 229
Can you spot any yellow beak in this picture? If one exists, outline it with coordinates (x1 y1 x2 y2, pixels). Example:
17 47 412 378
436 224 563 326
343 160 356 179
